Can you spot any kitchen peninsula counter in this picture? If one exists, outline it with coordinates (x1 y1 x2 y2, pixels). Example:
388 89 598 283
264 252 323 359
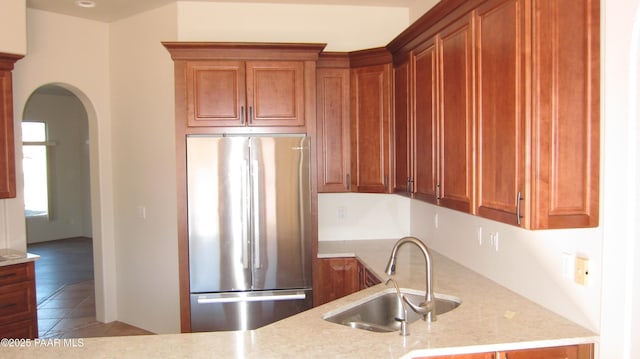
3 239 597 358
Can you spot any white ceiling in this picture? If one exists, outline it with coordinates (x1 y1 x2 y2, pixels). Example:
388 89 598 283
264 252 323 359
26 0 414 23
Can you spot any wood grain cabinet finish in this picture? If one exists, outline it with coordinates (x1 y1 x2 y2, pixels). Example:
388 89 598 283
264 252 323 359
186 60 304 127
474 0 527 226
316 54 351 193
416 343 593 359
0 53 22 199
0 262 38 339
350 49 393 193
390 0 599 229
394 14 475 214
475 0 599 229
314 257 360 306
313 257 381 306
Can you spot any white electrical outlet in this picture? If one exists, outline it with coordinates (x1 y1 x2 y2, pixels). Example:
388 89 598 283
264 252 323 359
137 205 147 219
490 232 499 251
477 227 483 246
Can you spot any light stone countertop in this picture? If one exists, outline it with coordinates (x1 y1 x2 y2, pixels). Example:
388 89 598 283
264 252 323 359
0 248 40 267
3 239 597 358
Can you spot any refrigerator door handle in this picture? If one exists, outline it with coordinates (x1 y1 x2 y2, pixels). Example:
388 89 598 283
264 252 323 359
241 161 250 269
196 292 307 304
251 159 261 269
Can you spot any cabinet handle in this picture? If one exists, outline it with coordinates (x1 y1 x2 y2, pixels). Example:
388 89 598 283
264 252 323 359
346 174 351 191
407 177 414 194
240 106 245 125
249 106 253 124
436 183 441 199
516 191 523 225
384 175 388 191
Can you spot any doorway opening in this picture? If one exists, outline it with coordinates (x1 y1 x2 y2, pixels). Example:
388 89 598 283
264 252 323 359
21 84 94 337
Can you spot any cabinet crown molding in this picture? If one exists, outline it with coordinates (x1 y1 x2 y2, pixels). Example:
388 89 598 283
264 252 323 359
162 42 326 61
0 53 24 71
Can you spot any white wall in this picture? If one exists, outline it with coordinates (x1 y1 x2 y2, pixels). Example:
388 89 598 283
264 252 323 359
109 3 180 334
0 0 26 55
599 0 640 358
409 0 441 23
410 201 602 331
319 193 410 241
23 90 91 243
12 8 116 323
176 1 409 51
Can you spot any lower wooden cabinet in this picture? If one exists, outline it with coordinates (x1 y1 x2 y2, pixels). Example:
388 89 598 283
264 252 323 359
314 257 381 306
415 343 593 359
0 262 38 339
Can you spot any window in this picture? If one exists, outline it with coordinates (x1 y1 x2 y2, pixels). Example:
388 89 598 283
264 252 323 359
22 122 50 217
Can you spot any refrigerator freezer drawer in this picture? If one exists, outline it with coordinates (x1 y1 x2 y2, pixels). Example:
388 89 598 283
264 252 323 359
190 289 312 332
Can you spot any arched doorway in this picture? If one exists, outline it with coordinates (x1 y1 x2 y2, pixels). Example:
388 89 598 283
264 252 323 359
22 84 94 337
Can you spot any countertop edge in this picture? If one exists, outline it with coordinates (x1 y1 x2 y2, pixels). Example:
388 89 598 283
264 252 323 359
0 249 40 267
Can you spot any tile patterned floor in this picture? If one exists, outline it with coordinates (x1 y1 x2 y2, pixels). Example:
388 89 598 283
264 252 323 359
28 238 153 338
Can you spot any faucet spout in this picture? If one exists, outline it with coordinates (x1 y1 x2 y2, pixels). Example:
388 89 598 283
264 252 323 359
385 236 436 322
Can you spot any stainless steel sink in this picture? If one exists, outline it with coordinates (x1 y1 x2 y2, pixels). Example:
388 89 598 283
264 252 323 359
322 288 460 333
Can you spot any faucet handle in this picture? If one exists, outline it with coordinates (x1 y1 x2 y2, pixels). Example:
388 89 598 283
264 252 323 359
402 296 437 322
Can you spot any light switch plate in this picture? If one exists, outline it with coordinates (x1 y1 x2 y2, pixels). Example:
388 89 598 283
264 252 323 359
574 256 589 285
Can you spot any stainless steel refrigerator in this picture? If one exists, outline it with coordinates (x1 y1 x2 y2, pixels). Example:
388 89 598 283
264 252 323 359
187 134 313 332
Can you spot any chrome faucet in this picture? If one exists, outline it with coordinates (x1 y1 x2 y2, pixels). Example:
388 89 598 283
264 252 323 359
384 236 436 322
385 277 409 336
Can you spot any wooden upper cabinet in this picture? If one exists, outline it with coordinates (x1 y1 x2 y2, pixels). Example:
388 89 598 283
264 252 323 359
436 14 475 213
316 54 351 193
475 0 599 229
412 39 438 204
0 53 23 199
350 49 393 193
530 0 600 228
164 42 325 133
393 58 411 195
187 61 246 126
394 14 474 213
389 0 599 229
246 61 305 126
186 60 304 127
475 0 527 225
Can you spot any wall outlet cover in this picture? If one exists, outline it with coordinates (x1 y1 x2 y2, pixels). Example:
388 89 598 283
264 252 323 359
574 256 589 285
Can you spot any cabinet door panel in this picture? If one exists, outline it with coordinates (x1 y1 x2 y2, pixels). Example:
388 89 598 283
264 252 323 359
0 69 16 198
247 61 305 126
317 68 350 192
531 0 600 228
314 258 360 306
502 344 580 359
438 15 475 213
393 60 411 195
413 40 438 203
475 0 526 225
187 61 245 127
351 65 391 193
